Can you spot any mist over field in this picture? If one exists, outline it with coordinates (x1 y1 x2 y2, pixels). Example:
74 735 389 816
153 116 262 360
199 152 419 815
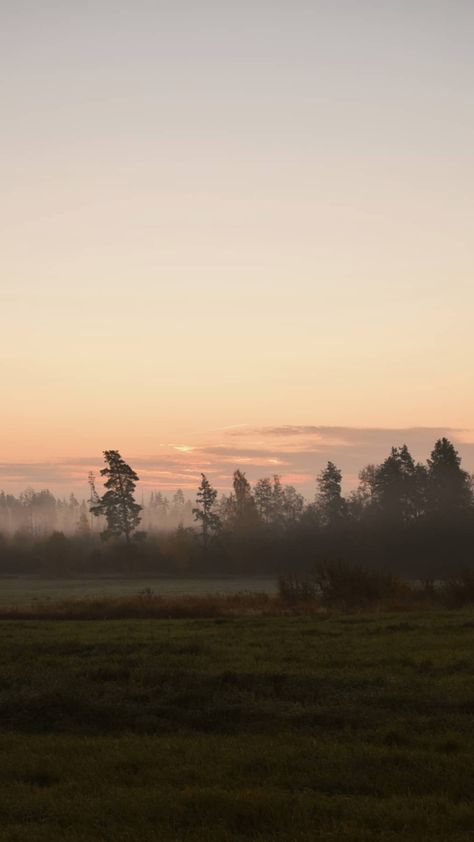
1 437 473 592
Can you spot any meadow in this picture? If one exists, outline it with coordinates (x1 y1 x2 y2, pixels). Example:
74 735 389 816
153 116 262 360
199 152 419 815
0 610 473 840
0 576 277 607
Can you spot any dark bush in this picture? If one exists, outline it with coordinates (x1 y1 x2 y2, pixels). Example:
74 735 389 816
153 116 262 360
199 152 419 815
279 561 413 609
439 569 474 608
278 573 319 603
313 560 412 608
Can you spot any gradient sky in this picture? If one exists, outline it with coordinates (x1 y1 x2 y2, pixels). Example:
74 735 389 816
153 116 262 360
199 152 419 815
2 1 474 495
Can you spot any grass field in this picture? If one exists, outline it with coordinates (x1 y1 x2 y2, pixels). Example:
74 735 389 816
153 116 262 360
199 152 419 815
0 611 473 840
0 577 277 606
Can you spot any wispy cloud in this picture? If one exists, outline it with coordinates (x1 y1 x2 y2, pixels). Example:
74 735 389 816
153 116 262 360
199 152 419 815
0 427 472 498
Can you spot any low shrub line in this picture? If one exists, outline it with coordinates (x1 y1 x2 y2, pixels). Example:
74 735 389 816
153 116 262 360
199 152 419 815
278 561 474 610
0 562 473 618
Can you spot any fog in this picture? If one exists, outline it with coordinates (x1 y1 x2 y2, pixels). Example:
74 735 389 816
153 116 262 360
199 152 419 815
0 488 196 537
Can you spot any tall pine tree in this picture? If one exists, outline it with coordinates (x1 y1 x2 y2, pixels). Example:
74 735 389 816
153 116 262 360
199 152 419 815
427 438 472 516
91 450 142 543
193 473 221 547
316 462 346 526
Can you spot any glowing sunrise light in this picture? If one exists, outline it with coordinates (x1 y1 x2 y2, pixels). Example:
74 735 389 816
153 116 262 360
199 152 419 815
0 3 473 493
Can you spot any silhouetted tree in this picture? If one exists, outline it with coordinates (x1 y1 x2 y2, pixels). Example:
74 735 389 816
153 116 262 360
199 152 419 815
316 462 346 526
193 473 221 547
426 438 472 517
372 445 426 523
254 475 286 526
254 477 274 523
231 470 258 529
355 465 377 508
281 484 305 525
87 471 100 531
76 502 91 538
148 492 170 530
171 489 186 527
1 434 474 578
271 475 285 522
91 450 143 543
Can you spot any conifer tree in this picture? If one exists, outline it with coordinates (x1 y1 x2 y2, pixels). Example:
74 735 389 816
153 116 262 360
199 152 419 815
427 438 472 516
91 450 142 543
316 462 346 526
193 473 221 547
373 445 426 522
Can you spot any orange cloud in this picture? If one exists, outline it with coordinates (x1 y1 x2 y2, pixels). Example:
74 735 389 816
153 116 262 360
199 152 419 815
1 427 472 499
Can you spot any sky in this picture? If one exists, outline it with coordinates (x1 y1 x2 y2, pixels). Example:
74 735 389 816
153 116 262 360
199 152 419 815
1 1 474 497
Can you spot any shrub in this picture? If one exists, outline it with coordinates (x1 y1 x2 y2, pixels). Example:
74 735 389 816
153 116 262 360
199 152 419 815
439 569 474 608
279 561 411 609
278 573 319 603
313 560 412 608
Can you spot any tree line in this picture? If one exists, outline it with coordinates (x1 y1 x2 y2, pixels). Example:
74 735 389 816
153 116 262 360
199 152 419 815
0 438 473 577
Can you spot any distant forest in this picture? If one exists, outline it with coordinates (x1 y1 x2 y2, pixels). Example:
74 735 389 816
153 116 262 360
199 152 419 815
0 438 473 578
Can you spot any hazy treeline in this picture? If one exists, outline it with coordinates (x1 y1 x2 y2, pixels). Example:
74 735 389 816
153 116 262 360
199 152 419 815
0 488 195 536
0 437 473 578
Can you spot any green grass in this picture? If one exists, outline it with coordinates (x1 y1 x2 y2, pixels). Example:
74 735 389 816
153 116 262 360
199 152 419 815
0 576 277 606
0 612 473 840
